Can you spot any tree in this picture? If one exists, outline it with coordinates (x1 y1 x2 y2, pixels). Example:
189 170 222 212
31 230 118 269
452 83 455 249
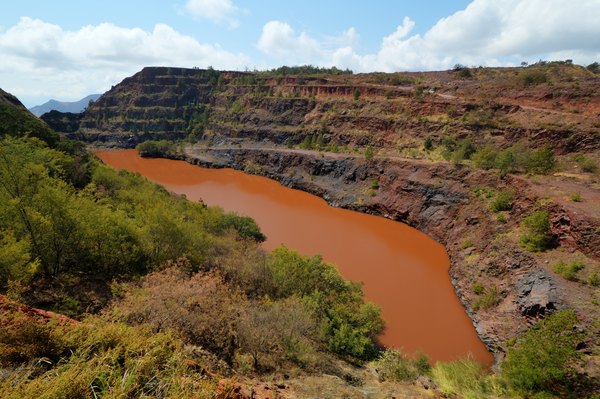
353 88 361 101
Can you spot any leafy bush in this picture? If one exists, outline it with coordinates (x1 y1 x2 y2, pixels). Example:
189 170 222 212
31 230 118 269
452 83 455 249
552 261 585 281
364 146 375 161
423 137 433 151
501 310 583 395
518 70 548 87
136 140 179 158
575 154 599 173
374 349 430 382
520 210 552 252
526 144 555 174
269 247 384 360
220 213 266 242
472 146 498 169
490 191 513 212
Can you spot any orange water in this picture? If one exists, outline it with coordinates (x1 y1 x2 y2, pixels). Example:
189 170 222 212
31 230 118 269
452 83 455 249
96 149 493 365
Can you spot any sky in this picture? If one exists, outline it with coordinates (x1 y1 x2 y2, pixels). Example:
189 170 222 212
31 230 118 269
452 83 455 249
1 0 599 107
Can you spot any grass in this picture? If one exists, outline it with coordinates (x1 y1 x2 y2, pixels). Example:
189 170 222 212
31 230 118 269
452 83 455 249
569 192 582 202
431 358 502 399
472 285 498 311
0 316 218 398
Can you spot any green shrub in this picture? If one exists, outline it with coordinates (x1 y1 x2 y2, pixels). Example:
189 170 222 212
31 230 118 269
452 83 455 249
588 271 599 286
497 213 507 223
374 349 431 382
575 155 599 173
552 261 585 281
501 310 583 395
364 146 374 161
519 70 548 87
136 140 179 158
526 144 555 174
490 191 513 212
353 88 361 101
451 139 477 164
461 239 474 249
520 210 552 252
472 146 498 169
269 247 384 360
423 137 433 151
569 192 582 202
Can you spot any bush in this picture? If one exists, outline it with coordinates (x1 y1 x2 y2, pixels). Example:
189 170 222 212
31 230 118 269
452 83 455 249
575 155 599 173
364 146 375 161
220 213 266 242
552 261 585 281
520 210 552 252
374 349 429 382
269 247 384 360
237 298 319 369
136 140 179 158
569 192 582 202
472 146 498 170
519 70 548 87
501 310 583 395
490 191 513 212
526 144 555 174
423 137 433 151
108 268 244 365
451 139 476 164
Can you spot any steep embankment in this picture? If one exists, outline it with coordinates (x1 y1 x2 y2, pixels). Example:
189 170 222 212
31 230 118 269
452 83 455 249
53 65 600 362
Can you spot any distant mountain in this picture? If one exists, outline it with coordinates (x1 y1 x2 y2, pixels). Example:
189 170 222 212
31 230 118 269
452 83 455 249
29 94 102 117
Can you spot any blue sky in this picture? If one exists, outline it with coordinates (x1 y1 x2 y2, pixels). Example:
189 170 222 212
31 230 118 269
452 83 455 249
1 0 598 107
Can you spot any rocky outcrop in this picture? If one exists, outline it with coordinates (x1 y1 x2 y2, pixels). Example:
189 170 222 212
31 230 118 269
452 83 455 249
50 65 600 154
516 271 561 318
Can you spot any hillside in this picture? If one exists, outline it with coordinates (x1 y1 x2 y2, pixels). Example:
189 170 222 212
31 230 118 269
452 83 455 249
2 59 600 398
29 94 101 117
57 64 600 389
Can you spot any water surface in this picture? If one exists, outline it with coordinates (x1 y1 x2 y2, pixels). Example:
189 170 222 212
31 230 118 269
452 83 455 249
96 149 493 365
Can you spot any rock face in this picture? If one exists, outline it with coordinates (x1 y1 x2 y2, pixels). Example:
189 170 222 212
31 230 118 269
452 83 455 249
54 65 600 154
516 271 560 318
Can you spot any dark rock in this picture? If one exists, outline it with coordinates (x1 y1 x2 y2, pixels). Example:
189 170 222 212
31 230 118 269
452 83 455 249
516 271 561 318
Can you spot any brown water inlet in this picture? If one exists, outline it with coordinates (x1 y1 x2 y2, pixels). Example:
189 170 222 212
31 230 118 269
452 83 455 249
96 149 493 365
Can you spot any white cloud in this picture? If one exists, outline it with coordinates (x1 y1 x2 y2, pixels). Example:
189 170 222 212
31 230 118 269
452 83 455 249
0 17 250 105
184 0 240 28
256 0 600 72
